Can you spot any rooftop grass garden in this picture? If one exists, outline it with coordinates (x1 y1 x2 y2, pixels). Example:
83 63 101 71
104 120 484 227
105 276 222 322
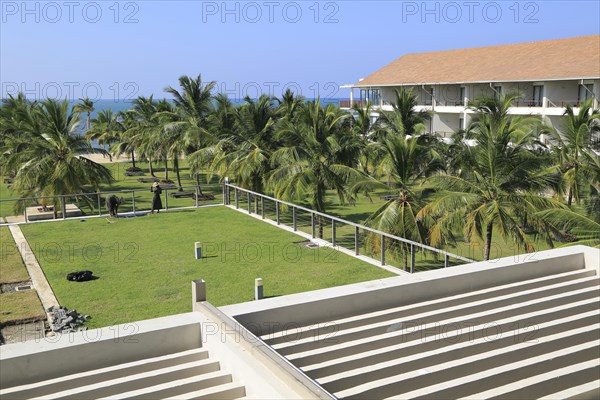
20 206 395 328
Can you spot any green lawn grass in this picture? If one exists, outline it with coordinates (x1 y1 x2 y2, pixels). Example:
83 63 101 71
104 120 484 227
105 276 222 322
0 226 30 284
0 291 45 325
21 207 394 328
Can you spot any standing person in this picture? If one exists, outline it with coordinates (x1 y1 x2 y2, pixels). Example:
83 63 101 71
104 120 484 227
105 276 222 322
150 182 163 214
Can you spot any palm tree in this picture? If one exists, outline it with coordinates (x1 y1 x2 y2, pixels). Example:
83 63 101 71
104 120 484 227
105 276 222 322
187 94 235 187
3 99 112 217
349 102 384 175
110 110 140 169
209 95 279 193
374 87 430 139
418 94 564 260
164 74 216 189
537 208 600 248
73 97 94 130
269 100 362 237
352 133 444 268
276 88 305 121
85 109 124 162
547 98 600 206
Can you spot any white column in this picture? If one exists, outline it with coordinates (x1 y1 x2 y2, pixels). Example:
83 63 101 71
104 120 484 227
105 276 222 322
350 89 354 107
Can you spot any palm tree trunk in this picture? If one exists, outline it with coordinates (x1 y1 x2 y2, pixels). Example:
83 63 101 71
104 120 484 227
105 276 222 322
164 162 169 180
174 158 183 191
131 150 136 168
195 172 204 195
483 221 494 261
148 157 156 177
567 187 573 206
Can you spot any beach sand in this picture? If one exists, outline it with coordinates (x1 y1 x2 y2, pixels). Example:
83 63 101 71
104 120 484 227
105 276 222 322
80 153 132 164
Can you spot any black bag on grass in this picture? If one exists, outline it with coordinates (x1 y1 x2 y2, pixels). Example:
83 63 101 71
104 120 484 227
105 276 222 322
67 270 94 282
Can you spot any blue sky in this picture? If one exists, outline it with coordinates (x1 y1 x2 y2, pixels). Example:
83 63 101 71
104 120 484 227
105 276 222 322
1 0 599 100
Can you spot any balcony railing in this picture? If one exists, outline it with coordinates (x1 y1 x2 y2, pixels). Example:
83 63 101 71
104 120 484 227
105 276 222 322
340 98 593 110
548 99 586 108
435 99 465 107
339 100 369 108
511 99 543 107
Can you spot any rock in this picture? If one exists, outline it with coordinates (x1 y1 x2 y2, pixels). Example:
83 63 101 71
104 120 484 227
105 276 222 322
48 306 91 334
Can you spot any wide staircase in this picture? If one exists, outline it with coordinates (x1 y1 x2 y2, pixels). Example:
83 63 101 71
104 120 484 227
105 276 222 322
261 268 600 399
0 348 246 400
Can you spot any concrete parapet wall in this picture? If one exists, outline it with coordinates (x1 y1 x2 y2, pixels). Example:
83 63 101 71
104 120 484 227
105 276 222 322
0 313 203 388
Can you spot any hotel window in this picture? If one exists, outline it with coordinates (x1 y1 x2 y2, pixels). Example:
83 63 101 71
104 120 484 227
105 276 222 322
424 87 433 105
533 85 544 107
369 89 381 105
460 87 465 106
578 84 594 104
360 89 367 104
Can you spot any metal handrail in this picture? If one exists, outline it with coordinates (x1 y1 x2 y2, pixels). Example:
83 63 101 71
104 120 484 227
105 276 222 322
0 185 219 202
224 183 474 263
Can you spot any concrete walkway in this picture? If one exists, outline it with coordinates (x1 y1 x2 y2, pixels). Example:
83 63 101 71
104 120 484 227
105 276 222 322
8 225 59 311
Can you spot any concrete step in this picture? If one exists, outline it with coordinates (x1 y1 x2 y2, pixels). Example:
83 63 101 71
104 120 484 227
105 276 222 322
104 371 237 399
0 348 209 399
30 358 221 400
319 323 600 393
262 269 596 344
339 339 599 399
273 277 599 355
164 381 247 399
305 309 600 379
288 296 599 367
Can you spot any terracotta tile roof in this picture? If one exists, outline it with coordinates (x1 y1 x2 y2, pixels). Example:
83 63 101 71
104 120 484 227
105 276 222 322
355 35 600 87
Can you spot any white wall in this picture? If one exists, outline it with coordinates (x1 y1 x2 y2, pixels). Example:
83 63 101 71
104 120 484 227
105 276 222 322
433 113 461 134
545 80 579 106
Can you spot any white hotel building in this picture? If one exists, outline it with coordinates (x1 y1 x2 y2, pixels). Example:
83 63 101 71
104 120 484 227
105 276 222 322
341 35 600 137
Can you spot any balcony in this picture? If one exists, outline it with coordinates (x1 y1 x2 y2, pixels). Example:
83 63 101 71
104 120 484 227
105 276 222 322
339 100 368 109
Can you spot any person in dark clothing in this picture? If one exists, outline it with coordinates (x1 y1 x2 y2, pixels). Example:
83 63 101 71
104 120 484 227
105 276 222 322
150 183 163 214
106 194 123 217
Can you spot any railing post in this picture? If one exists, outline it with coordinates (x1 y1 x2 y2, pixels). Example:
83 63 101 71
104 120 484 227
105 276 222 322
410 244 415 273
354 226 359 255
97 193 102 216
261 196 265 219
131 191 136 214
235 189 239 209
276 201 280 225
311 213 316 238
195 185 199 208
164 189 169 211
380 235 385 266
23 199 28 223
444 254 449 268
292 207 297 231
332 220 336 246
61 195 66 220
247 193 251 214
